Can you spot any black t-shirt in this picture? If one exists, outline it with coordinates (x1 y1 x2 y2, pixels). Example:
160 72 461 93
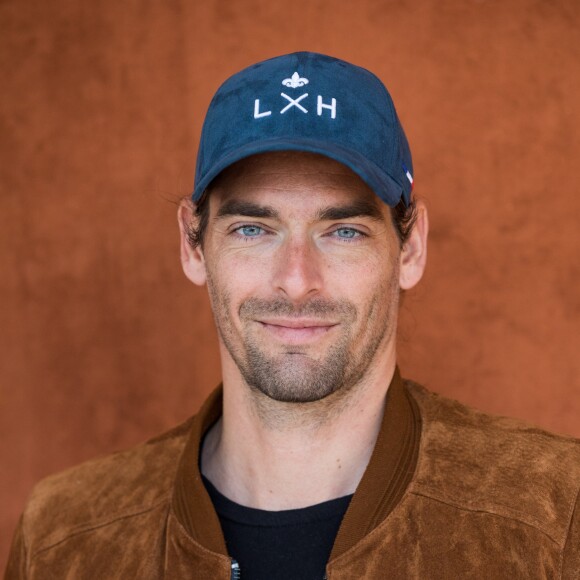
203 475 353 580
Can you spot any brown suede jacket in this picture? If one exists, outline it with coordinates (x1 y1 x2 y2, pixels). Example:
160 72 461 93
6 371 580 579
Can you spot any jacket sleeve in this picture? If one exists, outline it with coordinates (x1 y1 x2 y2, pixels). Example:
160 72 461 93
562 487 580 579
4 516 27 580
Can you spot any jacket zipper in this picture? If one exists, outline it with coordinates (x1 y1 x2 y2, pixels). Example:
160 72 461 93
230 559 241 579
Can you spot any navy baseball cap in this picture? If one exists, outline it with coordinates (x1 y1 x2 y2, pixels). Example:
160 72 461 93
192 51 414 207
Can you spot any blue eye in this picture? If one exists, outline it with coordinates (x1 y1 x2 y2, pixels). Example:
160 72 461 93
334 227 359 239
237 225 263 237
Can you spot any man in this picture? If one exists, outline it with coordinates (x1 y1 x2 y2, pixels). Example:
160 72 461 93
6 52 580 579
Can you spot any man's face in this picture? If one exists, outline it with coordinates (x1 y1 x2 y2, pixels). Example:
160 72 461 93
196 152 403 404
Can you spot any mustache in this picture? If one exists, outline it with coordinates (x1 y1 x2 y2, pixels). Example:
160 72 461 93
239 297 356 319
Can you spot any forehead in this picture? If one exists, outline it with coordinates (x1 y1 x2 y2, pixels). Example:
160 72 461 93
206 151 385 212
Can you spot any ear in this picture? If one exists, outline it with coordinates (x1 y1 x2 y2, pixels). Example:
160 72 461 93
177 198 207 286
399 199 428 291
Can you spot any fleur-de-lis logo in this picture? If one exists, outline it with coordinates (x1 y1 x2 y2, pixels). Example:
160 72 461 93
282 72 309 88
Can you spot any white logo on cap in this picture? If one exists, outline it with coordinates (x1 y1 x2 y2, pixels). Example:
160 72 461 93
280 92 309 114
282 72 309 88
253 72 336 120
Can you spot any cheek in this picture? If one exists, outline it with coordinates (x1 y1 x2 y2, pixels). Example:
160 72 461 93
205 252 269 314
327 251 395 292
351 258 400 326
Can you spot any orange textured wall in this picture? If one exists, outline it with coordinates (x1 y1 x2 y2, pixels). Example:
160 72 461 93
1 0 579 568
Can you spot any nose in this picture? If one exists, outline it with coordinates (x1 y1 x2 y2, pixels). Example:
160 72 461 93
271 235 323 302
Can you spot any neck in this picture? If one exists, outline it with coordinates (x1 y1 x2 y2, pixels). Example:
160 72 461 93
201 346 397 511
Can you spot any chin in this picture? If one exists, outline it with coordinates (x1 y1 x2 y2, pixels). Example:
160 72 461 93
242 357 348 404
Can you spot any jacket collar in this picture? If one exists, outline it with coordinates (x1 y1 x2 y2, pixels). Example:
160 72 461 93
171 367 421 559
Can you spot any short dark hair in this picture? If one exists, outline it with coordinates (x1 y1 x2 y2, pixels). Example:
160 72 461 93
185 191 418 250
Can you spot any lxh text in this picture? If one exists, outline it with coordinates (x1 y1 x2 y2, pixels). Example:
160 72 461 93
254 94 338 119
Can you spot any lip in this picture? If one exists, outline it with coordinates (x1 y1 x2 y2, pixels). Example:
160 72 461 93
259 318 338 329
257 319 338 344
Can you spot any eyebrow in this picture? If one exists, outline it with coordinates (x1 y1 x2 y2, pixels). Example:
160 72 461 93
216 200 279 219
214 198 385 222
316 200 385 222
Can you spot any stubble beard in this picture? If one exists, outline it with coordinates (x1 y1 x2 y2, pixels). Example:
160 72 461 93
207 272 399 405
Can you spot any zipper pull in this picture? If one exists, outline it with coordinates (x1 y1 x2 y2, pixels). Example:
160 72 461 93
230 559 241 580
